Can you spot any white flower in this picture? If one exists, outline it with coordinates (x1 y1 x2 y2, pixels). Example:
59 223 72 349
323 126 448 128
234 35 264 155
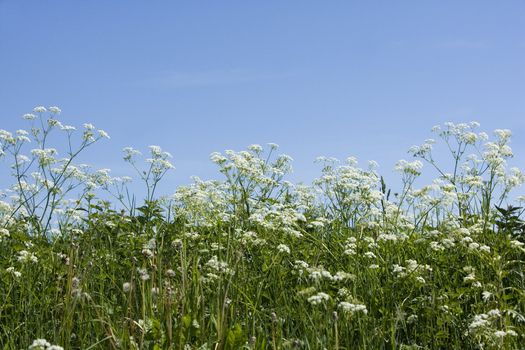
210 152 227 164
33 106 47 113
248 144 263 153
83 123 95 130
407 314 418 324
98 129 110 139
469 314 489 331
364 251 376 259
463 273 476 283
277 244 290 254
48 106 61 114
137 268 150 281
338 302 368 315
493 330 507 338
28 338 51 349
23 113 36 120
0 228 9 239
61 125 76 132
307 292 330 305
6 267 21 278
479 245 490 253
17 250 38 263
487 309 501 318
395 159 423 175
331 271 353 281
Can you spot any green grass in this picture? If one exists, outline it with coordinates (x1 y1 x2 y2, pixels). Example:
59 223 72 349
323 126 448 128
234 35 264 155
1 114 524 349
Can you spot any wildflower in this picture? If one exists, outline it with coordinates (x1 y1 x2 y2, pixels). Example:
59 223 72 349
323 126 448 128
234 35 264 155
442 238 455 248
277 244 290 254
137 268 150 281
430 241 444 251
17 250 38 263
33 106 47 113
123 282 131 293
28 339 51 349
142 248 154 258
482 291 492 302
469 314 489 332
407 314 418 324
479 245 490 253
71 277 82 298
192 319 200 329
23 113 36 120
28 339 63 350
338 302 368 315
184 231 199 240
378 233 404 242
364 251 376 259
171 239 183 250
0 228 9 241
464 273 476 283
395 159 423 175
48 106 61 114
487 309 501 318
468 242 480 250
205 256 232 275
331 271 354 281
307 292 330 305
458 227 470 236
98 129 110 139
248 144 263 153
493 330 507 338
6 267 21 278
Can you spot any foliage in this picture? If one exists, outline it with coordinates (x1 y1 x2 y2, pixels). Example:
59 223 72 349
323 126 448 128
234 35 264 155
1 108 525 349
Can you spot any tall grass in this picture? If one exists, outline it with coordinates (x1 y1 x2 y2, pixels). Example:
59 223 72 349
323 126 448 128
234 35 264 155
1 107 524 349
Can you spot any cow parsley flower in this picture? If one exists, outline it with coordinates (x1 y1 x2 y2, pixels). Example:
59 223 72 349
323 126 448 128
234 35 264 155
338 302 368 315
83 123 95 130
364 251 376 259
0 228 9 241
98 129 110 139
482 291 492 302
48 106 61 114
17 250 38 263
6 267 21 278
33 106 47 113
307 292 330 305
28 339 62 350
277 244 290 254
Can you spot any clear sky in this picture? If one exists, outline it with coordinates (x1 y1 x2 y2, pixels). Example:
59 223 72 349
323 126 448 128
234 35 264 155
1 0 524 197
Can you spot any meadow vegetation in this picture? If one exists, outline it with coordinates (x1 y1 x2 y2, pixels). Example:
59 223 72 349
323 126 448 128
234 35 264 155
1 107 525 349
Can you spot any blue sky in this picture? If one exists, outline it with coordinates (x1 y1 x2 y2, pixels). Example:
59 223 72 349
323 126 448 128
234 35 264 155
1 0 524 197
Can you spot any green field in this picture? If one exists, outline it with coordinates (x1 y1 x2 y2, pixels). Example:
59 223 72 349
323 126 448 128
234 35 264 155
1 108 524 349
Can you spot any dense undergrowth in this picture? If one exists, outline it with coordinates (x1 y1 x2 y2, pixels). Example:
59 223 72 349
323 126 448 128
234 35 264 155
1 107 525 349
